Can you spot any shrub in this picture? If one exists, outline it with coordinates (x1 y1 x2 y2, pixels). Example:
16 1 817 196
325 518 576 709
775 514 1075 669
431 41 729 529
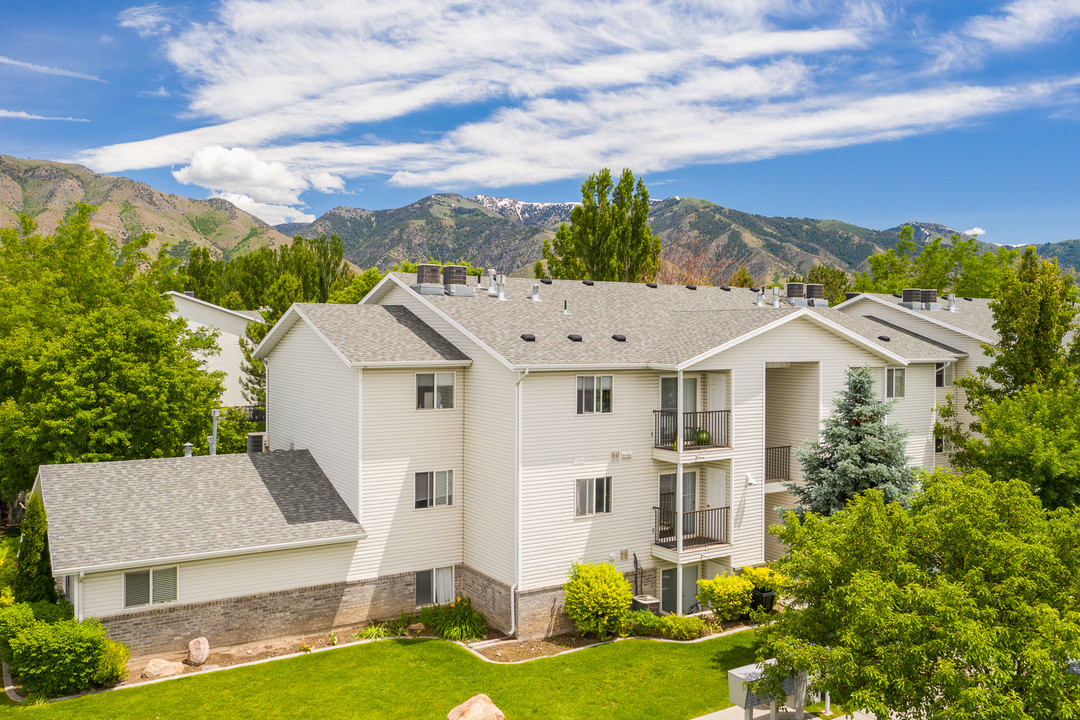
93 639 129 687
564 562 633 640
10 618 127 697
696 574 753 622
353 623 390 640
387 610 415 636
662 614 706 640
420 596 487 642
740 566 786 593
0 603 37 663
619 611 705 640
28 599 73 624
13 495 56 604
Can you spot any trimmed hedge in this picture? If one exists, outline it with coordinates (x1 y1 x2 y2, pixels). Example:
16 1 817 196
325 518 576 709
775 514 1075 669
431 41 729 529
10 617 128 697
564 562 633 640
620 611 705 640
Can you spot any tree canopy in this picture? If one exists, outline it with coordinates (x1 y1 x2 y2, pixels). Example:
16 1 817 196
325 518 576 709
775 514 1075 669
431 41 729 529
537 168 660 282
788 264 852 305
0 206 223 499
789 366 915 516
854 226 1020 297
755 470 1080 720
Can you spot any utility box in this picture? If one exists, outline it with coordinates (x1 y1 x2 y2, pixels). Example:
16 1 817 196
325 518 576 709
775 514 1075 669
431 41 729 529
631 594 660 615
727 661 806 719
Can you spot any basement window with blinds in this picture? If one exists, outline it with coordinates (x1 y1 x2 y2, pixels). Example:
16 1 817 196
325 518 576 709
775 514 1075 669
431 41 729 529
415 566 454 606
123 566 178 609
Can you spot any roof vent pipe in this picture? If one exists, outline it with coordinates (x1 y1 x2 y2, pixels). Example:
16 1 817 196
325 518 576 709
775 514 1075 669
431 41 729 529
772 286 781 308
947 292 957 312
209 408 219 456
755 289 765 307
562 300 571 315
487 269 499 297
531 283 541 302
183 442 193 458
497 278 507 301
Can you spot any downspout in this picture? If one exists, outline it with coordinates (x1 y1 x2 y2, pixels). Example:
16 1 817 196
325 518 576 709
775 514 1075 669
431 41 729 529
76 571 84 621
676 369 684 616
509 368 529 636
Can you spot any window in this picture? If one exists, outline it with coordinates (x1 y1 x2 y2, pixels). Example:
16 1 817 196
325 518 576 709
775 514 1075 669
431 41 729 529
124 566 178 609
575 476 612 517
414 470 453 509
886 368 905 399
576 375 612 414
416 372 454 409
935 363 952 388
415 566 454 605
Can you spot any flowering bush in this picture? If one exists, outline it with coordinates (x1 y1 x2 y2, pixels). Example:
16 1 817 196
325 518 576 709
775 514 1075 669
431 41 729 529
696 574 753 622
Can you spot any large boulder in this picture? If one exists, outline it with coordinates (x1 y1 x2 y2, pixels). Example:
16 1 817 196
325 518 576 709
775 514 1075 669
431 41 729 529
447 694 505 720
188 637 210 666
141 658 185 679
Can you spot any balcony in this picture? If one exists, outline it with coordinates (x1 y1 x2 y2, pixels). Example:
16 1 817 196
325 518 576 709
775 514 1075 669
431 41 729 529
765 446 791 482
653 506 729 550
653 410 730 451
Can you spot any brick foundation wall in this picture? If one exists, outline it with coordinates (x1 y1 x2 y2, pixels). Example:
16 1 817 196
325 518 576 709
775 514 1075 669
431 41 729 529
101 565 657 654
455 565 512 633
101 571 416 657
514 568 656 640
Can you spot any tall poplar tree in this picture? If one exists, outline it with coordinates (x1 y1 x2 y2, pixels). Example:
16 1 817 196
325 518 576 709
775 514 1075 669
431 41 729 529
537 168 660 282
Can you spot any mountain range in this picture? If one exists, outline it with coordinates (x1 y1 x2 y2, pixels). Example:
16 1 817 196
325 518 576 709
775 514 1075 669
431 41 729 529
2 156 1075 280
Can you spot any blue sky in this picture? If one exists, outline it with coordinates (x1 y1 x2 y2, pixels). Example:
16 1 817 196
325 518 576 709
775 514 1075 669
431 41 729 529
2 1 1079 244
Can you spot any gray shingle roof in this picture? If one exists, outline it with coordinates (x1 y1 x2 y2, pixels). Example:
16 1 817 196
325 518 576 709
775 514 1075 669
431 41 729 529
843 292 997 341
386 274 958 367
295 304 470 365
234 309 265 323
38 450 364 574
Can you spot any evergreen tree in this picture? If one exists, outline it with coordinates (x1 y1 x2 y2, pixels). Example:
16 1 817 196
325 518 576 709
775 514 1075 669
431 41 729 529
537 168 660 282
789 366 915 516
13 494 56 603
788 265 851 305
729 266 755 288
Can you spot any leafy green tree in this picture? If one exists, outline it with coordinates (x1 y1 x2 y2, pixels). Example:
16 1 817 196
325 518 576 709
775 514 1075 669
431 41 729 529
754 470 1080 720
329 267 385 304
180 246 224 303
195 406 255 456
13 494 56 604
537 168 660 282
789 265 851 305
728 266 755 288
789 366 915 516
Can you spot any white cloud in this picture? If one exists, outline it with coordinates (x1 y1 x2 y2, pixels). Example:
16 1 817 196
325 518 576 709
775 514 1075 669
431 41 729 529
71 0 1080 197
0 55 104 82
964 227 987 236
215 193 315 225
118 4 179 38
173 146 309 204
0 109 88 122
138 86 170 98
933 0 1080 69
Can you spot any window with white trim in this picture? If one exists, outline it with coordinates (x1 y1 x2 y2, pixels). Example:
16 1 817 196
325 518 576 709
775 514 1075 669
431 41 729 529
414 470 454 509
415 566 454 605
417 372 454 409
575 476 612 517
576 375 612 414
124 566 178 609
886 368 905 399
935 363 952 388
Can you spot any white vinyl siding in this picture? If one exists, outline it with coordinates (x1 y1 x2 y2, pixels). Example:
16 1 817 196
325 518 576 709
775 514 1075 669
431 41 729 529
84 543 356 618
169 295 256 407
764 363 820 486
375 284 517 586
265 319 361 518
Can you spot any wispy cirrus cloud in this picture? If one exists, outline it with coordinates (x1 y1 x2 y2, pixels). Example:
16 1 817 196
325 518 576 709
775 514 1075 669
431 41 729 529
0 55 104 82
74 0 1080 224
0 109 88 122
932 0 1080 69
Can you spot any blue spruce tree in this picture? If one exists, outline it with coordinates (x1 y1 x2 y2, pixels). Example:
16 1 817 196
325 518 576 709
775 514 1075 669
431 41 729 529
789 365 916 516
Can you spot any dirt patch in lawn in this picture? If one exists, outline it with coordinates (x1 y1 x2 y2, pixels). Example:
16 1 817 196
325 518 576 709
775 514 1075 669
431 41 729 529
475 634 596 662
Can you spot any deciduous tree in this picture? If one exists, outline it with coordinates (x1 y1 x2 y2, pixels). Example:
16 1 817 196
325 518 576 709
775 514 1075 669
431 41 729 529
537 168 660 282
754 470 1080 720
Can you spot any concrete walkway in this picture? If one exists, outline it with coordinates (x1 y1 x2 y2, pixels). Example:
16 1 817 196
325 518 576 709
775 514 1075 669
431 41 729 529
694 704 875 720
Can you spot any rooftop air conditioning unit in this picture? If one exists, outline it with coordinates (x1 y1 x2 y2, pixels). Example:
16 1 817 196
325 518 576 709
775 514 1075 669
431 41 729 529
921 288 940 311
805 284 828 306
785 282 805 298
900 288 922 310
412 264 444 295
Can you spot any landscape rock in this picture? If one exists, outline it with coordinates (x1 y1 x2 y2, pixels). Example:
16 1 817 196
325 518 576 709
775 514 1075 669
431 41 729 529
447 694 505 720
200 664 221 672
141 658 185 679
408 622 426 634
188 636 210 666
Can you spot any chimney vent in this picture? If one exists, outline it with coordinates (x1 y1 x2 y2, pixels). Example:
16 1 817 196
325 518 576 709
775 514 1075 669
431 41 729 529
947 293 957 312
531 284 541 301
772 286 781 308
487 269 499 296
183 442 193 458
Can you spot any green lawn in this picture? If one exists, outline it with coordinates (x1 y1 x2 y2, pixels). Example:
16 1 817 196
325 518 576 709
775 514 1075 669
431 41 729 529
0 634 755 719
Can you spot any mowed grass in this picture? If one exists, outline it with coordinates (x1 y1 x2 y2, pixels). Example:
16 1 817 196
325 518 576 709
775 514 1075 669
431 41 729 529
0 634 755 720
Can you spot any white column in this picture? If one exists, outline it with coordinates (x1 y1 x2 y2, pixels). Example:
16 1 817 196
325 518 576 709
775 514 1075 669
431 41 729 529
675 369 684 615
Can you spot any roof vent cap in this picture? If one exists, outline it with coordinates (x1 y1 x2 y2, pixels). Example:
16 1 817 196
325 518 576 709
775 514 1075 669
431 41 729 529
877 335 891 342
685 284 697 290
612 334 626 342
540 278 553 284
646 282 658 288
568 334 582 342
521 333 536 342
720 285 731 291
963 296 973 301
582 280 594 286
